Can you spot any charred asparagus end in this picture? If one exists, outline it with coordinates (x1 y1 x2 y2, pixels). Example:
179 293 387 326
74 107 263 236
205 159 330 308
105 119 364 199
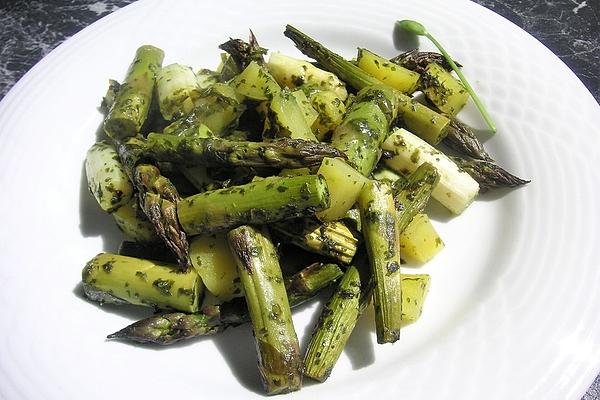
134 164 191 270
453 157 530 193
107 312 222 345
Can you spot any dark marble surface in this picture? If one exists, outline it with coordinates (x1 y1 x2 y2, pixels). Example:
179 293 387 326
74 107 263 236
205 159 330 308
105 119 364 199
0 0 599 398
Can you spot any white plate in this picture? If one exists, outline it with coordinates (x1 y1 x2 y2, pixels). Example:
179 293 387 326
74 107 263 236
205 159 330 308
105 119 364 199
1 0 599 399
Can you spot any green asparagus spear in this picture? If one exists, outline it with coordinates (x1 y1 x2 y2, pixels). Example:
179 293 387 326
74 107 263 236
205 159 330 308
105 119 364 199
219 30 267 70
330 85 398 176
100 79 121 113
85 141 134 213
303 263 371 382
228 225 302 395
177 174 330 235
144 133 344 169
82 253 202 312
134 163 191 269
107 310 223 344
271 218 358 264
116 137 191 269
451 157 530 192
104 45 164 140
284 25 450 145
108 262 343 345
285 262 344 305
358 181 403 343
395 163 440 232
443 118 493 161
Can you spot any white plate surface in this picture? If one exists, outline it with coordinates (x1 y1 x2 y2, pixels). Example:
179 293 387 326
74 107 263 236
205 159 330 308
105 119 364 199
1 0 599 399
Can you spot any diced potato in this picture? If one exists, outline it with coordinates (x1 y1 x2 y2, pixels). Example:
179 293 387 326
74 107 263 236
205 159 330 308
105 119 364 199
316 157 368 221
231 61 280 100
420 62 469 116
401 274 431 322
400 213 444 264
383 128 480 214
268 89 317 141
111 197 158 243
291 89 319 127
156 63 201 120
267 52 348 100
309 90 346 140
190 234 242 301
357 48 420 94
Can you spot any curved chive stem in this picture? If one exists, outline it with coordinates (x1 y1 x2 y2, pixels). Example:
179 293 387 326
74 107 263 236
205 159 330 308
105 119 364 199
396 20 497 133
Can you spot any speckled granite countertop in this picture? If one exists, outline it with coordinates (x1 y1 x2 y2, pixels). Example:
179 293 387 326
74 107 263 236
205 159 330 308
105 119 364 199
0 0 598 398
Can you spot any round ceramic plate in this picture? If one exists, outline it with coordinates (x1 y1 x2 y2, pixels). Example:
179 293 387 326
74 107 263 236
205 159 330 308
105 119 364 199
1 0 599 398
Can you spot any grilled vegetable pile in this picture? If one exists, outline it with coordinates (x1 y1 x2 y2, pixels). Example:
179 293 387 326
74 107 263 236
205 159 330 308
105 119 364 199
82 25 528 395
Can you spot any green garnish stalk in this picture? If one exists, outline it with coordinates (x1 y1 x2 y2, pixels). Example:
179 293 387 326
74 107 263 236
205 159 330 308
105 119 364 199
228 225 302 395
104 45 164 140
177 175 330 235
358 181 403 343
303 263 371 382
271 218 359 264
144 133 344 169
81 253 203 312
396 20 497 132
108 262 344 345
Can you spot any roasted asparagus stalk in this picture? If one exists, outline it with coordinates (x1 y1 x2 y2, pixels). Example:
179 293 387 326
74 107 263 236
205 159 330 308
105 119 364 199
358 181 403 343
330 85 399 176
82 253 202 312
228 225 302 394
104 45 164 140
85 141 134 213
395 163 440 232
143 133 345 169
303 263 371 382
178 174 330 235
271 218 359 264
117 137 191 269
